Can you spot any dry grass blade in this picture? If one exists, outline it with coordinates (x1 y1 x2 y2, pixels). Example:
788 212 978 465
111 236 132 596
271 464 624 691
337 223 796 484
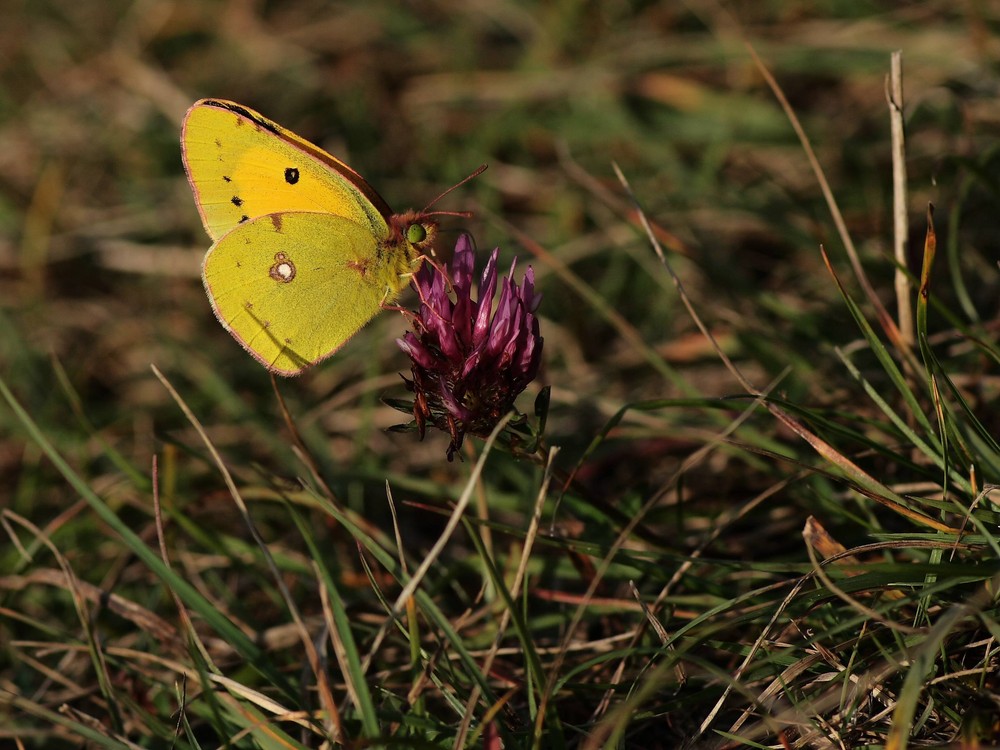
454 446 559 749
363 412 513 668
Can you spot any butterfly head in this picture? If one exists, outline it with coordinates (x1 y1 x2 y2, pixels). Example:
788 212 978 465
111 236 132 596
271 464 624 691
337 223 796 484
390 211 439 259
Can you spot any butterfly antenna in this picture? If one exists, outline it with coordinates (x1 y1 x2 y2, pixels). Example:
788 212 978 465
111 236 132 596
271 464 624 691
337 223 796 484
421 164 487 215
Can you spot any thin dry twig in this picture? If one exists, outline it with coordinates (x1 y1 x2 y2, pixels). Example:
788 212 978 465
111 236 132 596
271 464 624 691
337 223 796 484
888 50 913 348
745 43 915 366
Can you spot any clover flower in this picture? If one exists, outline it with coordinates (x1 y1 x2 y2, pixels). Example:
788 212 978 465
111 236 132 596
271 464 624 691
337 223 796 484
396 235 543 460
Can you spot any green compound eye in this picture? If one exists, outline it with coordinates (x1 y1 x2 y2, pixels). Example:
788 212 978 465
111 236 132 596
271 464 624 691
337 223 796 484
407 223 427 244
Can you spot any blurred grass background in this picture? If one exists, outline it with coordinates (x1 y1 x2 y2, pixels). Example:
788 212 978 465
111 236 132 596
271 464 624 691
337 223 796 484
2 1 1000 748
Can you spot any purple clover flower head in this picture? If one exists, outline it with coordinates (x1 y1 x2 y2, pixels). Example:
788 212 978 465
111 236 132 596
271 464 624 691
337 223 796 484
397 235 543 460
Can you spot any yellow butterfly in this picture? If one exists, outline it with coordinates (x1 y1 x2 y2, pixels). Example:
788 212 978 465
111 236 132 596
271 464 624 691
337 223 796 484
181 99 443 376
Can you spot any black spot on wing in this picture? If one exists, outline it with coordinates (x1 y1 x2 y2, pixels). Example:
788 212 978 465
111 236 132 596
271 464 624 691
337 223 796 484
284 167 299 185
231 196 243 207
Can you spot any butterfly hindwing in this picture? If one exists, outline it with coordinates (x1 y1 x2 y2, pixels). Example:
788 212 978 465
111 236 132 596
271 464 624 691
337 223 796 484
203 212 409 376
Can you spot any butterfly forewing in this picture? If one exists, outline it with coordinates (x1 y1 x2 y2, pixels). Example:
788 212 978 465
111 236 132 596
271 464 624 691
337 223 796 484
182 100 390 242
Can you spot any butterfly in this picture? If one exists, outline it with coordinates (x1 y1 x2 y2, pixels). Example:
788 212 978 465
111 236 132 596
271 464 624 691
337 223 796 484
181 98 466 376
